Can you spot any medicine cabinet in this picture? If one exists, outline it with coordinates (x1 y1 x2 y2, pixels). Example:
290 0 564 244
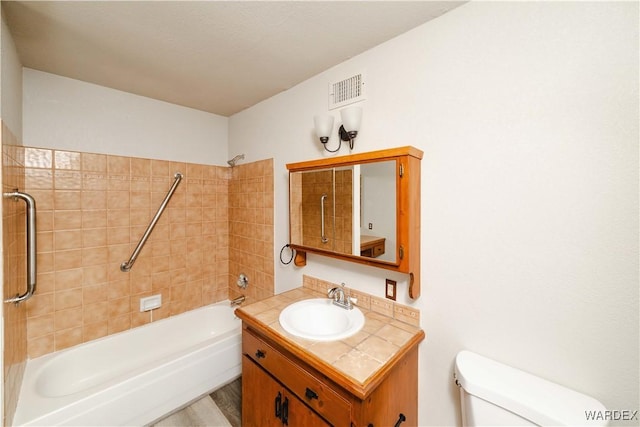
287 146 422 299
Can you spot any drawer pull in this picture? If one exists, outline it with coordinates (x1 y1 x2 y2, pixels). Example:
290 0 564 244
255 349 266 359
305 387 318 400
282 397 289 425
394 413 406 427
275 392 282 419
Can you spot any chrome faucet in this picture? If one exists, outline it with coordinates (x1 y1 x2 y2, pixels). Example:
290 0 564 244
327 283 353 310
230 295 246 307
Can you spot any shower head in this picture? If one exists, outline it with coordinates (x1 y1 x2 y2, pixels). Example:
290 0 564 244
227 154 245 167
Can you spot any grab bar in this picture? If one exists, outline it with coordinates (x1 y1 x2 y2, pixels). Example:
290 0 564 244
320 193 328 243
121 172 183 272
4 190 37 304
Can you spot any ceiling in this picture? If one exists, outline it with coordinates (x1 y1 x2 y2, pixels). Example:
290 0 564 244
3 1 465 117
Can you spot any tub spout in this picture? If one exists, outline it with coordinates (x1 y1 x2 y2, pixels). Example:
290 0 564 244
230 295 246 306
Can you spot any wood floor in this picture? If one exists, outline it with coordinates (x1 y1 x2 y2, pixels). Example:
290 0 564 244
150 377 241 427
210 377 242 427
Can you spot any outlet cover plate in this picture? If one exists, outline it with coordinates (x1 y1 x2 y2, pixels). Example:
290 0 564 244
385 279 396 301
140 294 162 312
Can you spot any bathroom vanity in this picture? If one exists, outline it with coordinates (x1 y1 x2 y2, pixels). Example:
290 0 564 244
235 288 424 426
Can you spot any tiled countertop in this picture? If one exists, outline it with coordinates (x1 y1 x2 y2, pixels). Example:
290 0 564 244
235 287 425 395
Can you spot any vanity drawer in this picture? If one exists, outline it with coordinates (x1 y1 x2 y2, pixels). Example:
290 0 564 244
373 243 385 257
243 328 351 426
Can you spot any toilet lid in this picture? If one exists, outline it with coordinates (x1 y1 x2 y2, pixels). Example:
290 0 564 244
454 351 607 426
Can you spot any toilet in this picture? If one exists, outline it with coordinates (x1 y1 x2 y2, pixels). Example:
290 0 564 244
454 350 607 426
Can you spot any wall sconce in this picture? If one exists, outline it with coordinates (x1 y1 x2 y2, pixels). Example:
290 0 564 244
314 106 362 153
338 106 362 150
314 115 334 147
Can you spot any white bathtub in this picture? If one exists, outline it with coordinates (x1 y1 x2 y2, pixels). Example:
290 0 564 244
13 301 242 426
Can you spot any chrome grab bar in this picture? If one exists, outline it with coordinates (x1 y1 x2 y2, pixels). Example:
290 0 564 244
320 193 328 243
121 172 183 272
4 190 37 304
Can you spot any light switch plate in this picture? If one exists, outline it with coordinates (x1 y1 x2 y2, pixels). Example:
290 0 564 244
385 279 396 301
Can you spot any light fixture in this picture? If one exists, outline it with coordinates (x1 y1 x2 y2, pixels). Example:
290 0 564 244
338 106 362 150
313 106 362 153
314 115 334 146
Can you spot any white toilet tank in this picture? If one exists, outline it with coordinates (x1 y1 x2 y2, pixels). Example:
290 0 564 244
454 351 607 426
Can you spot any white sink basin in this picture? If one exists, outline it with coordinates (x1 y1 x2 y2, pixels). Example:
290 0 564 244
279 298 365 341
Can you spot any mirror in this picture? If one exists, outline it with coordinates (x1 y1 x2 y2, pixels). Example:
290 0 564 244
289 161 397 261
359 161 396 262
287 146 422 299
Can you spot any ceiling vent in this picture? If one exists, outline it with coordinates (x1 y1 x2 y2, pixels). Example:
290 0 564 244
329 73 365 110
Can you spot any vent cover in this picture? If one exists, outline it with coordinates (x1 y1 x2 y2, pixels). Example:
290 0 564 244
329 73 365 110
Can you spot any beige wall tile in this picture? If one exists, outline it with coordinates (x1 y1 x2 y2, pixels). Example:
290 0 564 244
54 268 83 290
108 156 131 175
81 153 107 172
54 210 82 230
55 249 83 270
82 191 107 210
55 289 83 311
20 148 275 360
25 147 53 168
55 327 82 350
54 307 83 331
54 191 81 210
83 210 107 228
55 229 83 251
54 170 82 190
27 314 54 339
54 150 81 170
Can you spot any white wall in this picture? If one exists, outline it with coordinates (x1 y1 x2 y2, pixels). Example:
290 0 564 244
230 2 639 426
1 12 22 137
23 69 228 165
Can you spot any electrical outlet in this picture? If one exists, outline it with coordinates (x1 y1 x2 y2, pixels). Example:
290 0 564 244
385 279 396 301
368 223 373 230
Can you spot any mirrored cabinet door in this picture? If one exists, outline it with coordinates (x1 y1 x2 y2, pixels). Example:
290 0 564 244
287 146 422 299
290 162 398 261
358 161 396 262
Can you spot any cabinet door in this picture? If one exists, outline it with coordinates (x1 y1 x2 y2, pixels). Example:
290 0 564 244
280 388 329 427
243 356 330 427
242 356 283 426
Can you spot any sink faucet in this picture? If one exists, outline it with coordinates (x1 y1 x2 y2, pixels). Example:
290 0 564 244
328 283 353 310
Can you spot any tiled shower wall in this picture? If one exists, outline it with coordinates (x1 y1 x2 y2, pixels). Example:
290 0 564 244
228 159 274 303
19 146 273 358
2 123 27 426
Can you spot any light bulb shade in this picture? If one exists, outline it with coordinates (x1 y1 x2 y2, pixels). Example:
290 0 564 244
340 106 362 132
314 115 334 139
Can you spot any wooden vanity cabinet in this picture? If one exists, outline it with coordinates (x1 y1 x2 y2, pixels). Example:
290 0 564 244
241 325 419 427
243 357 329 426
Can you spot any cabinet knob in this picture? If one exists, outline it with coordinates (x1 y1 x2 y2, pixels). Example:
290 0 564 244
255 349 266 359
305 387 318 400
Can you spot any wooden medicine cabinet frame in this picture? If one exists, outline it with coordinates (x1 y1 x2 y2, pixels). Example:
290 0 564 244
287 146 422 299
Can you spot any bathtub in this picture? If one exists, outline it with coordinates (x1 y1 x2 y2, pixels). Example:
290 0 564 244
13 301 242 426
